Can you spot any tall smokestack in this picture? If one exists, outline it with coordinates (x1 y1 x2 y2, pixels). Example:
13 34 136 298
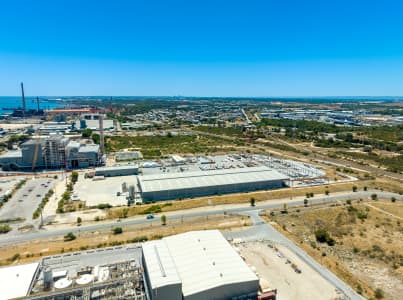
21 82 26 114
99 114 105 156
36 96 40 112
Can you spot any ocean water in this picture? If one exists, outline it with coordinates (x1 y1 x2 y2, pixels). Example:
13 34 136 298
0 96 63 114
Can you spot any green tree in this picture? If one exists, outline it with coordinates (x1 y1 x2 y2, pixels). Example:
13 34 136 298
250 197 255 207
64 232 76 241
113 227 123 235
391 197 396 203
352 186 358 192
82 128 93 138
325 190 329 196
71 171 79 184
371 193 378 201
91 133 100 144
363 186 368 191
303 199 308 207
77 217 82 225
161 214 167 226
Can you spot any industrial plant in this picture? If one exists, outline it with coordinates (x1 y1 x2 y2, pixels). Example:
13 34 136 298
0 231 262 300
0 134 102 170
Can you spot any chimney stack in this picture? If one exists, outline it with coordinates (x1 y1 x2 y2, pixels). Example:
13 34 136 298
21 82 26 115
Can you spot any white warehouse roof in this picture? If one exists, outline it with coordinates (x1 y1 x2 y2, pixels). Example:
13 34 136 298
164 230 258 298
143 230 259 299
142 240 181 289
138 166 288 193
0 262 39 300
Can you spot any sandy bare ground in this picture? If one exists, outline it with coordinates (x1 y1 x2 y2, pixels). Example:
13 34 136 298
238 241 339 300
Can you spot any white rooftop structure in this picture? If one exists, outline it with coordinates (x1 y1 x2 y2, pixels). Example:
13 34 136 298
142 230 259 300
142 240 182 300
0 262 39 300
138 166 288 201
139 166 287 193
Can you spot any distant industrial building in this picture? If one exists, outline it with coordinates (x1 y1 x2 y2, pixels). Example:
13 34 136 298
0 230 258 300
142 230 259 300
115 151 143 161
0 134 101 170
138 166 288 202
95 164 139 177
76 114 114 131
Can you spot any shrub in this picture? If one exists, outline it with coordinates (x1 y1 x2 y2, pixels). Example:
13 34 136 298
315 228 335 246
391 197 396 203
352 186 358 192
371 193 378 201
64 232 76 241
363 186 367 191
113 227 123 235
77 217 82 224
161 214 167 226
0 224 11 234
97 203 112 209
10 253 20 262
375 288 384 299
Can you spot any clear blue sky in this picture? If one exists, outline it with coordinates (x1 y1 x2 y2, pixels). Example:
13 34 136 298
1 0 403 96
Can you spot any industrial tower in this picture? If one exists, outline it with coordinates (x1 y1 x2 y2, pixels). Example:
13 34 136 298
21 82 26 117
99 114 105 155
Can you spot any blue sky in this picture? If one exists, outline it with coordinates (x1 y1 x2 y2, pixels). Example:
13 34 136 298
1 0 403 96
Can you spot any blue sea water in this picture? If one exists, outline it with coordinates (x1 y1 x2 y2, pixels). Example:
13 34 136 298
0 96 63 114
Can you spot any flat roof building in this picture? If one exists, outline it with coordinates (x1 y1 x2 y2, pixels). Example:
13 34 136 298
138 166 288 201
142 230 259 300
0 262 39 300
95 164 139 177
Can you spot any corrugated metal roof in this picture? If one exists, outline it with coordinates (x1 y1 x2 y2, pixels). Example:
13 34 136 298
95 164 139 172
142 240 181 289
163 230 258 297
138 166 288 193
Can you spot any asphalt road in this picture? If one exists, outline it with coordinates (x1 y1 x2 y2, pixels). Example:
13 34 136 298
0 190 401 245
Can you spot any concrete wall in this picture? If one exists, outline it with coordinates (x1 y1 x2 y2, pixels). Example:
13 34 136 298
184 280 259 300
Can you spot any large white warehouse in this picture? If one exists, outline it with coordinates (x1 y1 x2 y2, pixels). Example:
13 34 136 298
142 230 259 300
138 166 289 201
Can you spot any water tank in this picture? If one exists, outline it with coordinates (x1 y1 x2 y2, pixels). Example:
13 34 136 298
43 267 53 291
122 182 127 193
128 185 135 200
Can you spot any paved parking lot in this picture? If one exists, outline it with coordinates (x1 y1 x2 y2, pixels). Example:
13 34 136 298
74 174 130 207
0 177 56 230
